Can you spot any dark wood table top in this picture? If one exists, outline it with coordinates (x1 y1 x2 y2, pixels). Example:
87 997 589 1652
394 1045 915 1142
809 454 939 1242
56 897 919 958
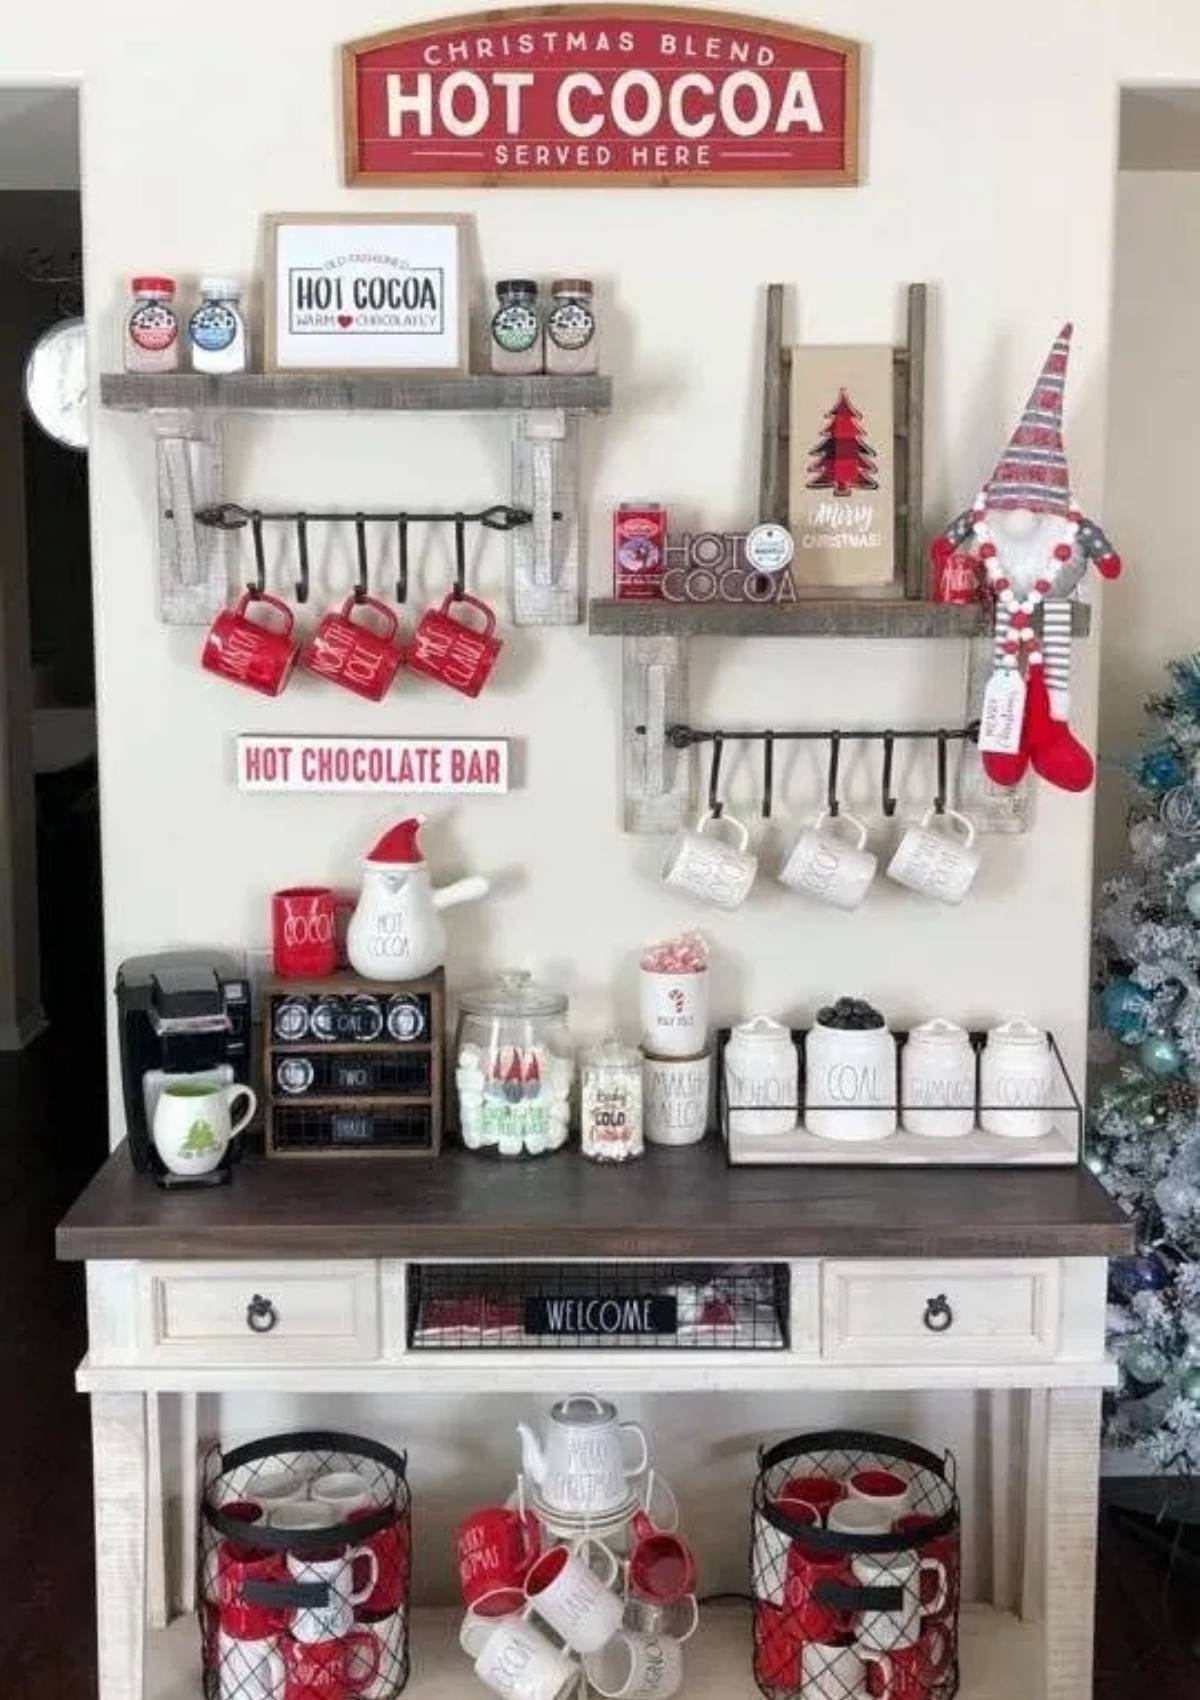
57 1142 1133 1262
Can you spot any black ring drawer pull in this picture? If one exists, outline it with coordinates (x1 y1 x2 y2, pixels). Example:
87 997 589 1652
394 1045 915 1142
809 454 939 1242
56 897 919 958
923 1294 953 1334
246 1295 279 1334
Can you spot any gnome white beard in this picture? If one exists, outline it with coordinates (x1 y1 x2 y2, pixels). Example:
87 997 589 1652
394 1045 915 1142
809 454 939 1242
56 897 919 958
986 507 1075 717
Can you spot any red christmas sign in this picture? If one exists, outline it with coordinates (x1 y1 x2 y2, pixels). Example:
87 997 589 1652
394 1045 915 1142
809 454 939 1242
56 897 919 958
342 6 860 187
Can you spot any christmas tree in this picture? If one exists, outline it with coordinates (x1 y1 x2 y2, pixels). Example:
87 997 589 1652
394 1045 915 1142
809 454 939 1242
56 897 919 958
1090 653 1200 1471
805 388 880 497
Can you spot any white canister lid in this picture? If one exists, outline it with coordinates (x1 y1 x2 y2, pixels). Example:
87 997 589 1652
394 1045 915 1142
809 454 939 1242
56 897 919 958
986 1017 1047 1047
730 1016 791 1044
908 1017 970 1045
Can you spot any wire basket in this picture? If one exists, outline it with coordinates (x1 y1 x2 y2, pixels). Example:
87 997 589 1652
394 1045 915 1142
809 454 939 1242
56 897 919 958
199 1430 411 1700
751 1430 960 1700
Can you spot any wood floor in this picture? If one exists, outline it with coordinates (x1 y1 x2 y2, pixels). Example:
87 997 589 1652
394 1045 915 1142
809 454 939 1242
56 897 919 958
1 1027 1195 1697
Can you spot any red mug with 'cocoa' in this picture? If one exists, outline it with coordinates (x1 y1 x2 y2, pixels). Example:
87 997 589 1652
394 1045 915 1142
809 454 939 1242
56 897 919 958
301 595 406 702
202 591 300 696
272 887 346 979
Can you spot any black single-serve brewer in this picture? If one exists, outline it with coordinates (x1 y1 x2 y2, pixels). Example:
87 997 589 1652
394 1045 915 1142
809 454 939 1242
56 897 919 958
116 952 252 1188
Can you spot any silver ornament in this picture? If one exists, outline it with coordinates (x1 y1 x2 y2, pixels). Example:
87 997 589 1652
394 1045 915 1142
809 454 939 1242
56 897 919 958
1182 1365 1200 1403
1130 819 1170 863
1083 1149 1106 1177
1186 880 1200 921
1161 786 1200 838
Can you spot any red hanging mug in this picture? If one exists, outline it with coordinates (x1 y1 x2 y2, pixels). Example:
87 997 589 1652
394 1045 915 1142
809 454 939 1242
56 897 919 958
407 592 503 699
301 595 406 702
202 591 300 696
273 887 349 979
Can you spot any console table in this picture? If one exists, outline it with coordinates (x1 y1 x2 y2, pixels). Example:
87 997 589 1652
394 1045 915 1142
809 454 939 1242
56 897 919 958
57 1144 1131 1700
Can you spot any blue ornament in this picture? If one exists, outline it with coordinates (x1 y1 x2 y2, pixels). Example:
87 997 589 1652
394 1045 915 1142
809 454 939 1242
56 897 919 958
1101 979 1153 1045
1139 1034 1184 1076
1108 1252 1171 1303
1123 1342 1168 1390
1140 744 1187 794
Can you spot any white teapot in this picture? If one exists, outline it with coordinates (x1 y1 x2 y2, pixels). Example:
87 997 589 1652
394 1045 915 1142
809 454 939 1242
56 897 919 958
517 1393 648 1516
346 816 489 982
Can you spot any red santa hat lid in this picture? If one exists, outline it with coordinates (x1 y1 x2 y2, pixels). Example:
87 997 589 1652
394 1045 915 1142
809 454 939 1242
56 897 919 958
366 816 426 864
983 323 1073 515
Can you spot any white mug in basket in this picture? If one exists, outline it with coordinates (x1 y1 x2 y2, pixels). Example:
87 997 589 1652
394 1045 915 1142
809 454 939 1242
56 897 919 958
779 810 877 911
886 808 979 904
661 811 757 910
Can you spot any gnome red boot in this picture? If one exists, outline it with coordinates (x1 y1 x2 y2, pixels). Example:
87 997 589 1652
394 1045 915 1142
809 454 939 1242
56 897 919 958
1026 663 1094 792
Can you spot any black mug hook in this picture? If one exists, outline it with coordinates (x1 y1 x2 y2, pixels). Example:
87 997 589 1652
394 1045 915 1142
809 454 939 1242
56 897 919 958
248 511 266 597
396 516 409 605
881 731 898 818
762 729 775 820
294 515 310 605
354 514 369 604
708 733 726 820
826 732 842 818
935 731 949 816
452 514 467 601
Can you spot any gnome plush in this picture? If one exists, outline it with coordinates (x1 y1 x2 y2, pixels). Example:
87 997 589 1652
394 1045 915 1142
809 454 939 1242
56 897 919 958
932 325 1122 791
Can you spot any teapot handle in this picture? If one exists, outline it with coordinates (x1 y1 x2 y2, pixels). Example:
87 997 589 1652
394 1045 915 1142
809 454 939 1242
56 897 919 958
620 1422 649 1480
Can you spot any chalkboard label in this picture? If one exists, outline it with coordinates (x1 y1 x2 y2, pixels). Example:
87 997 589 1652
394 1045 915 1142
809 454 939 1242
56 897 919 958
331 1113 374 1145
523 1295 678 1337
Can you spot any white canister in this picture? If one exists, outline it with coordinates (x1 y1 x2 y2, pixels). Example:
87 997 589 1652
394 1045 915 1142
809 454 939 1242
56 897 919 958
643 1051 711 1145
805 1017 897 1141
639 967 709 1058
901 1018 977 1138
980 1018 1054 1137
724 1017 799 1138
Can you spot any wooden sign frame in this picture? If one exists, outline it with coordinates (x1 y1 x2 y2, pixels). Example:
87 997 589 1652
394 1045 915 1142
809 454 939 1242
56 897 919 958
263 212 471 376
341 6 861 189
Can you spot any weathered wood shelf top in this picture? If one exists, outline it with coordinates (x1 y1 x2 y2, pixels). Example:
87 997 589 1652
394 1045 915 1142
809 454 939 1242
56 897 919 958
588 598 1092 639
57 1141 1131 1262
100 372 612 414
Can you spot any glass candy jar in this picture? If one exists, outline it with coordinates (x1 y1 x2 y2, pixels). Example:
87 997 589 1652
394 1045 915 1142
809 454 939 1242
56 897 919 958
455 970 574 1157
581 1037 644 1162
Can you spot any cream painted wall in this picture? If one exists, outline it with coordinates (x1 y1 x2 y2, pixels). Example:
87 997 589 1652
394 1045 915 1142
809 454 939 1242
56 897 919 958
9 0 1200 1604
1098 168 1200 878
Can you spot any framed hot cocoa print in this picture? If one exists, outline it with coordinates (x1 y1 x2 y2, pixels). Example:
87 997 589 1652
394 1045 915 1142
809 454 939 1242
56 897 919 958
264 213 470 374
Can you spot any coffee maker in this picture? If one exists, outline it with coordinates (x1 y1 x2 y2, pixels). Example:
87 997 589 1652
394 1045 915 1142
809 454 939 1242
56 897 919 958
116 951 252 1187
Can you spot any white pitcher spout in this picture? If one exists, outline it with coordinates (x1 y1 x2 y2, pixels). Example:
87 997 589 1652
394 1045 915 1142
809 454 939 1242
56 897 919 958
516 1422 546 1486
433 875 490 912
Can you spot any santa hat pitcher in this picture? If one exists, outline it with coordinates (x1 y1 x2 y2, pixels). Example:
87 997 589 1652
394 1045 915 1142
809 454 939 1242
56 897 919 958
934 324 1123 792
346 815 490 981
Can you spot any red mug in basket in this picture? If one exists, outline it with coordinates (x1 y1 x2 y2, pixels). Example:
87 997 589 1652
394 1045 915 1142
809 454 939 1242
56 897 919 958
783 1537 852 1644
283 1632 380 1700
456 1505 541 1614
753 1602 803 1691
217 1537 289 1640
628 1510 697 1609
779 1474 847 1524
407 592 503 698
273 887 348 979
887 1623 953 1700
202 591 300 696
302 595 406 702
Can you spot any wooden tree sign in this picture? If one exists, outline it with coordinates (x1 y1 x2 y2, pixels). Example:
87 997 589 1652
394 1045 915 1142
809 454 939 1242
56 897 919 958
342 7 861 187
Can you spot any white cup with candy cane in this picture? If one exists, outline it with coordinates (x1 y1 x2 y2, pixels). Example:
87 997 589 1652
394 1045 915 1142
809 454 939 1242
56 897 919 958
640 932 709 1058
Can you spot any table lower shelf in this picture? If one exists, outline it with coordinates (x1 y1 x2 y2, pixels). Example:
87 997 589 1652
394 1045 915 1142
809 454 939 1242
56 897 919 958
147 1603 1039 1700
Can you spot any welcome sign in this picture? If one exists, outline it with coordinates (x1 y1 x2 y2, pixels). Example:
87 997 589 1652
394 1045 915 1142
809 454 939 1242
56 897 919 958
342 7 861 187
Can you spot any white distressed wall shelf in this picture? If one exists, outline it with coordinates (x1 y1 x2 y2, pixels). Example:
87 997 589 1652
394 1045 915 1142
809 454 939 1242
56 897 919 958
100 372 611 628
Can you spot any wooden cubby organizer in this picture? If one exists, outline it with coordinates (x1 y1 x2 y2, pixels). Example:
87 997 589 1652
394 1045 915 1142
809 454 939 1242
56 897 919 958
100 371 611 628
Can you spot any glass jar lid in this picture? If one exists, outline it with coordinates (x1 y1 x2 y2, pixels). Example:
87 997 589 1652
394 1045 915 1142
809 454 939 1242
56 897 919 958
496 278 538 298
584 1034 640 1071
458 969 567 1018
551 277 593 297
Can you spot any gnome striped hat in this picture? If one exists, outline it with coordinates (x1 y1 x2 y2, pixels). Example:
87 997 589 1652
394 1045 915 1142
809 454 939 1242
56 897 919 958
982 323 1073 513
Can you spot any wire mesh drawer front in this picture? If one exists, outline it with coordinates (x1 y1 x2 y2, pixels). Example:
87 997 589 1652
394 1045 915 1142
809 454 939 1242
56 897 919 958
273 1050 432 1099
272 1104 435 1155
408 1262 790 1350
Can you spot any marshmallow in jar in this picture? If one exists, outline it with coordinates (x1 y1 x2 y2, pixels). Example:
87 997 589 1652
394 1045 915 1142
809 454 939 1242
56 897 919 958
724 1016 798 1137
580 1037 643 1163
639 930 709 1058
455 971 574 1158
980 1018 1054 1138
901 1018 977 1138
805 997 897 1141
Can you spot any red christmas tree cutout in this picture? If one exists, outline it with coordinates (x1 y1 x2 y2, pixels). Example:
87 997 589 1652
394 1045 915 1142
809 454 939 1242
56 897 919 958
806 388 880 497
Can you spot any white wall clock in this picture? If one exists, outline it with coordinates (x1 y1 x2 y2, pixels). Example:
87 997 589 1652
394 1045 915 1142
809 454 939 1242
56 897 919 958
24 316 88 451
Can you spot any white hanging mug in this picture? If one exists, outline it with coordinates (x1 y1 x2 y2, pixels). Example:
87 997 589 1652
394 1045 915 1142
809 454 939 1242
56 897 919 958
778 810 877 911
152 1080 257 1176
886 808 980 904
661 811 757 910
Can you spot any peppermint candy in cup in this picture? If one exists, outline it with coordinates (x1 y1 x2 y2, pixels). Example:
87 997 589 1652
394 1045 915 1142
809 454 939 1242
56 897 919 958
640 932 710 1058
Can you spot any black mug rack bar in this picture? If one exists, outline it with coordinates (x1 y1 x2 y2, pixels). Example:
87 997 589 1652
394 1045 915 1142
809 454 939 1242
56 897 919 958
637 721 980 820
167 501 556 604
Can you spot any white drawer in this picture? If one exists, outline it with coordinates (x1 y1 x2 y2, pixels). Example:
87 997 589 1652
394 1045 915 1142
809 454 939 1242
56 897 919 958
136 1261 380 1364
821 1259 1061 1365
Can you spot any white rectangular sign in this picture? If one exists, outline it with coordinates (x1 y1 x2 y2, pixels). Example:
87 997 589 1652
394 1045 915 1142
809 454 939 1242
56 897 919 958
237 736 509 795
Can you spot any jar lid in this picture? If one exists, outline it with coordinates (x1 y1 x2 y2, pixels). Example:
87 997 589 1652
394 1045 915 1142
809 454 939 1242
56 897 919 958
552 278 593 296
731 1015 790 1043
585 1034 640 1070
199 277 239 300
988 1017 1047 1046
132 275 176 295
496 278 538 297
459 969 567 1018
551 1393 616 1425
909 1018 969 1042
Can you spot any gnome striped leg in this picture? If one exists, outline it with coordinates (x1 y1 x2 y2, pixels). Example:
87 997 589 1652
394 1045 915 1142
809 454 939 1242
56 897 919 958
981 601 1032 787
1027 598 1094 791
